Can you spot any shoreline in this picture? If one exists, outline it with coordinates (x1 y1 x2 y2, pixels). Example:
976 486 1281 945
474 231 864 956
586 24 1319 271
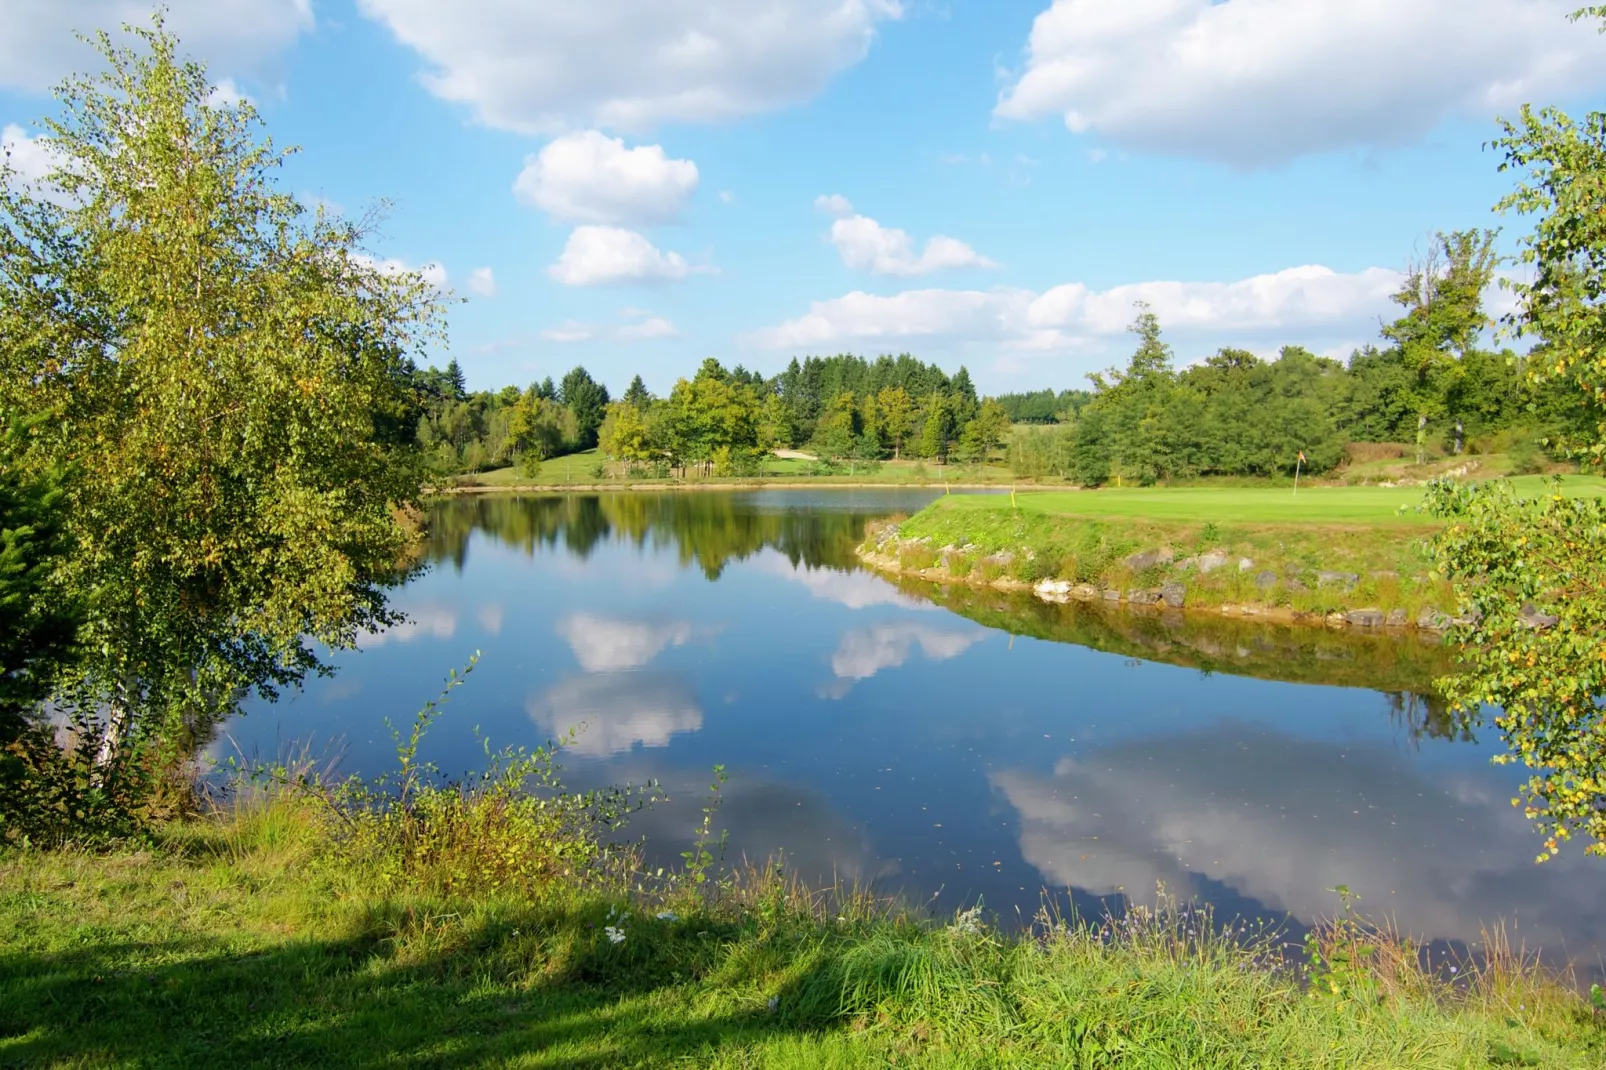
429 480 1023 496
858 543 1447 634
854 514 1471 633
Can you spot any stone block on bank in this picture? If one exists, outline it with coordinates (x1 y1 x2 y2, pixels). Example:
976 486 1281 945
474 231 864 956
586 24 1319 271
1417 608 1453 632
1317 570 1360 590
1345 609 1386 628
1034 579 1073 604
1124 547 1176 573
1160 582 1187 608
1519 602 1560 630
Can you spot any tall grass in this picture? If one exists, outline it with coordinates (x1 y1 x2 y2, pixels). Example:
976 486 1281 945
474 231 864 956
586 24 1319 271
4 674 1603 1067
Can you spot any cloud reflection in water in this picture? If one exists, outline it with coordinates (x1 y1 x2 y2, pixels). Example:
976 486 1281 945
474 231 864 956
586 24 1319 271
529 672 703 757
557 613 703 672
991 723 1606 954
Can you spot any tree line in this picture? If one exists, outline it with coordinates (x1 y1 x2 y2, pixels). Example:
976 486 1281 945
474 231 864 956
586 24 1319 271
416 353 1015 477
1009 233 1586 484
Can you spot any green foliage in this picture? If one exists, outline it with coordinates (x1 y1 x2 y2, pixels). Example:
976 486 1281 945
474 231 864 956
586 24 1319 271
254 657 658 897
0 21 441 797
991 387 1091 423
680 765 728 887
1303 886 1382 1007
6 840 1601 1069
1417 5 1606 864
1425 478 1606 859
560 366 611 451
1492 101 1606 466
0 417 78 742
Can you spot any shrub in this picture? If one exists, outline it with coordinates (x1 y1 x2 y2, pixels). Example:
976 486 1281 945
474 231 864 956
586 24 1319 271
1013 553 1057 584
249 660 657 897
1344 441 1409 464
899 545 938 571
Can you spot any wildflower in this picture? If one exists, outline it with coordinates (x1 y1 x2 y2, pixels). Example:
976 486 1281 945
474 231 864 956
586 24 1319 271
767 996 779 1013
948 906 985 936
656 911 679 922
604 926 626 945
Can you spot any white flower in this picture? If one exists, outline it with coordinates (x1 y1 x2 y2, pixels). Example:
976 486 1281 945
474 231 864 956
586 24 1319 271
767 996 779 1013
655 911 679 922
947 906 985 936
604 925 626 945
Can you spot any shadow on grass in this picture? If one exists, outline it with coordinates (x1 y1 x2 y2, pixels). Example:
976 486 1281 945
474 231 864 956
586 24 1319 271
0 904 845 1069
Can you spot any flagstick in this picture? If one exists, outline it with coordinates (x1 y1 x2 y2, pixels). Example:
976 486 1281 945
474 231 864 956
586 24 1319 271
1293 454 1303 497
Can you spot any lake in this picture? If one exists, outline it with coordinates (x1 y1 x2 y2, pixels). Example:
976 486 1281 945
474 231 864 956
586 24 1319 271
226 489 1606 972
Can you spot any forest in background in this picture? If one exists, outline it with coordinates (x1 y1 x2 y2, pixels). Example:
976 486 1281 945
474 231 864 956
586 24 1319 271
419 230 1584 484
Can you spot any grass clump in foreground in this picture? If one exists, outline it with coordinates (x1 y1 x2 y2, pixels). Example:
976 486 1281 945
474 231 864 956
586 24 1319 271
3 683 1603 1068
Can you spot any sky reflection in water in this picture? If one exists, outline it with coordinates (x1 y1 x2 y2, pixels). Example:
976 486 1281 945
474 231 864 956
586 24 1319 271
230 490 1606 970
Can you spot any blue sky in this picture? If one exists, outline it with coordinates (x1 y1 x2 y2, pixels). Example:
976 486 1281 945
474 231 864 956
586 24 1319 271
6 0 1606 395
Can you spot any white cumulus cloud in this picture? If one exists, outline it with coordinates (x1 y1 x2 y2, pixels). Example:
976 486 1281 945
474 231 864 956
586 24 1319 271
817 195 997 277
831 215 999 277
205 78 252 108
814 193 855 217
541 320 596 343
353 253 448 289
542 313 680 343
2 124 59 187
514 130 699 226
747 265 1402 356
995 0 1606 166
355 0 903 133
548 225 706 287
618 316 680 340
467 266 499 298
1 0 312 93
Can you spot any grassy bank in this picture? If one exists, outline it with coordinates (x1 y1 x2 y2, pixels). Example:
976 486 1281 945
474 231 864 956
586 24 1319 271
4 801 1604 1069
442 451 1020 493
865 478 1606 625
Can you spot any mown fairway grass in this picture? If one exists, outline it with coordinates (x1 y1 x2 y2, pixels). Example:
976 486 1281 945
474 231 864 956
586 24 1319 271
868 477 1599 620
946 474 1606 526
4 807 1605 1069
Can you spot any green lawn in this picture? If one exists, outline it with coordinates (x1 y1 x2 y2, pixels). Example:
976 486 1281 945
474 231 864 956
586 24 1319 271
951 474 1606 526
4 816 1602 1069
460 454 1020 489
875 475 1606 617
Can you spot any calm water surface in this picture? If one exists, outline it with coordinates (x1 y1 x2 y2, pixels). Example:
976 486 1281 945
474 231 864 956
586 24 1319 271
228 490 1606 970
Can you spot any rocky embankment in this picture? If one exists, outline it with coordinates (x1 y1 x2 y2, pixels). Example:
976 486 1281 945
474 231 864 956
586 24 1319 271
858 523 1474 634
